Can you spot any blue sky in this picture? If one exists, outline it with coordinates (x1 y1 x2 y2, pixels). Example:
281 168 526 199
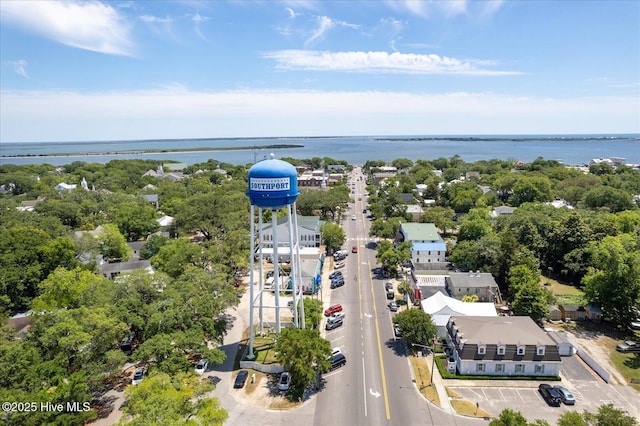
1 0 639 143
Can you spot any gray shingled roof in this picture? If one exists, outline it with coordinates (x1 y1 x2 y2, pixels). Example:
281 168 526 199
449 316 561 362
448 272 499 289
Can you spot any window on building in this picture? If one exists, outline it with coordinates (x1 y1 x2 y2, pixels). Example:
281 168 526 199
495 364 505 373
515 364 524 374
535 364 544 374
476 363 485 373
517 346 525 356
478 345 486 355
497 345 506 355
537 346 545 356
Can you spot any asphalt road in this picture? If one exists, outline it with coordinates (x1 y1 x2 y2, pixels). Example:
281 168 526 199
314 167 485 426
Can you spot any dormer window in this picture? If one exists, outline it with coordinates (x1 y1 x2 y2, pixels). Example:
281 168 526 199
477 345 486 355
537 346 545 356
497 345 506 355
517 346 525 356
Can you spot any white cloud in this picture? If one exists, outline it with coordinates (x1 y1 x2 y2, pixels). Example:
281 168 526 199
285 7 297 19
263 50 521 75
0 0 134 56
140 15 173 24
7 59 29 77
1 88 637 142
385 0 504 19
304 16 361 47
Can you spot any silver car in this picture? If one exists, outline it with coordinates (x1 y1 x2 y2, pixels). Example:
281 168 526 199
553 385 575 405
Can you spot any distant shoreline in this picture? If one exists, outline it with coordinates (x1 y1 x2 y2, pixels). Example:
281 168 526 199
0 143 304 159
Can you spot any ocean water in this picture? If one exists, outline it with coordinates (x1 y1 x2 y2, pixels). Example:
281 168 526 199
1 135 638 167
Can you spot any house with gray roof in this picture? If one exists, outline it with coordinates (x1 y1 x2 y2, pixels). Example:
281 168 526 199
446 316 561 377
260 215 324 249
447 271 501 303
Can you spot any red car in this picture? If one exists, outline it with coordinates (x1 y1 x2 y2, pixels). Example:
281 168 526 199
352 246 358 253
324 304 343 316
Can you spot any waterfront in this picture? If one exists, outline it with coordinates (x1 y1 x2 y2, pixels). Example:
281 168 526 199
1 135 638 167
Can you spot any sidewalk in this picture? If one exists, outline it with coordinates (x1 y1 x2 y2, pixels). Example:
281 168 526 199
426 352 453 411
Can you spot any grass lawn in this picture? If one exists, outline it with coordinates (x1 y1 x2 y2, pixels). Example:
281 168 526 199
540 277 585 305
609 331 640 392
409 355 439 405
450 400 492 418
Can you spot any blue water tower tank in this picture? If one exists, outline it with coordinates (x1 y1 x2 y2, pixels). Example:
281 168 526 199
247 157 299 209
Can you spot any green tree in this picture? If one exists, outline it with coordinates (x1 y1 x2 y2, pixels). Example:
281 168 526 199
321 222 346 254
510 175 553 206
420 206 455 237
489 409 528 426
300 297 323 330
113 201 160 241
584 186 634 213
583 403 638 426
274 328 331 392
392 308 437 350
557 411 588 426
507 265 540 298
583 234 640 327
139 234 168 259
33 267 105 311
0 226 70 310
96 223 131 261
369 217 403 239
511 283 551 320
449 240 481 271
151 238 210 279
120 372 227 426
457 208 492 242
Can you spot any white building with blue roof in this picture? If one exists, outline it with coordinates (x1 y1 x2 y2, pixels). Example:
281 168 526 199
398 222 447 268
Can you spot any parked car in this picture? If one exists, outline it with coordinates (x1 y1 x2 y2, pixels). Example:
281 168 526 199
386 289 395 300
394 325 402 338
630 318 640 330
278 372 291 391
326 318 343 330
234 370 249 388
329 271 342 279
616 340 640 353
195 359 208 375
538 384 561 407
332 347 342 356
132 368 145 385
385 282 393 291
330 280 344 289
351 215 356 220
328 312 345 323
325 304 343 316
553 385 576 405
388 301 398 312
329 353 347 371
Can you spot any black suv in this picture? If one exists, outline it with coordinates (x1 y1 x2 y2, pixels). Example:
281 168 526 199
329 353 346 370
538 384 561 407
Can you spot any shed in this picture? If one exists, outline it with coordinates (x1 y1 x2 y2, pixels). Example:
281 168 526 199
548 305 562 321
559 305 586 321
585 305 602 322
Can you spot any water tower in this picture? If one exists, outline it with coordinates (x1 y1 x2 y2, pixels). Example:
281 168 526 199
246 155 304 359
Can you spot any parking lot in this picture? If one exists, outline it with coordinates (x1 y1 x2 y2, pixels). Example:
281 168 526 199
447 356 640 423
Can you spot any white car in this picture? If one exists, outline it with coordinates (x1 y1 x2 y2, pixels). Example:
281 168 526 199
351 215 356 220
278 372 291 391
132 368 145 385
332 347 342 356
328 312 345 323
195 359 208 375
